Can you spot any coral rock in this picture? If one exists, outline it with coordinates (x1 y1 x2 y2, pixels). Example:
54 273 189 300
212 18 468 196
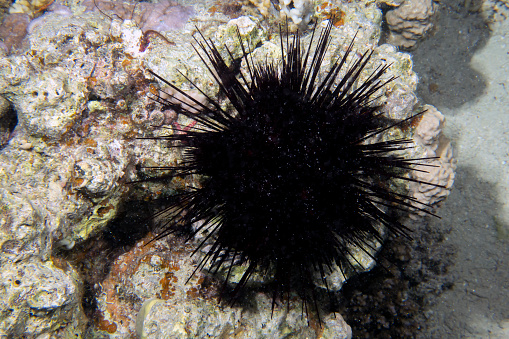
386 0 438 49
410 105 456 217
92 233 352 338
248 0 274 17
279 0 314 28
215 16 267 59
0 189 86 337
8 0 53 17
14 67 87 139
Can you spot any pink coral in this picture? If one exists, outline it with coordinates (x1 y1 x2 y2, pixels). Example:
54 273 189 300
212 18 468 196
83 0 194 32
137 0 194 32
0 13 30 54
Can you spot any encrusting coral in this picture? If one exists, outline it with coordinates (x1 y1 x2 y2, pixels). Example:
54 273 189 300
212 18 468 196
384 0 438 49
410 105 456 217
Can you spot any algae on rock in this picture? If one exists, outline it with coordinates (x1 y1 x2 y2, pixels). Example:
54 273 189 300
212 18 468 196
0 0 455 337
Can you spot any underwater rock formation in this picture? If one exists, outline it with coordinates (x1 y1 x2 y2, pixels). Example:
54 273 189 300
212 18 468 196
0 0 456 337
279 0 315 28
88 233 352 338
0 188 86 336
385 0 438 49
410 105 456 217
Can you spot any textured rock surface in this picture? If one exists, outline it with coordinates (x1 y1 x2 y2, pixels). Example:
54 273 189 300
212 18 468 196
410 105 456 217
86 233 352 338
385 0 438 49
0 7 154 337
215 15 267 59
15 67 87 138
0 0 455 337
0 188 86 337
279 0 315 29
9 0 53 17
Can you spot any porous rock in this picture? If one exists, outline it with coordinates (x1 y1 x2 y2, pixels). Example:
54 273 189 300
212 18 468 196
15 67 87 139
88 233 352 338
248 0 275 17
0 2 455 337
0 188 86 337
279 0 315 29
0 9 143 337
9 0 54 17
385 0 438 49
409 104 456 217
215 15 267 59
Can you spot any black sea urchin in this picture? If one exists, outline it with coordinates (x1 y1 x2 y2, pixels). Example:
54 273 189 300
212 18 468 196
139 21 435 315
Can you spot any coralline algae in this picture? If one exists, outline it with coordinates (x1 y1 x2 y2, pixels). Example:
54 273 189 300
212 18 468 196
0 13 30 54
0 0 455 337
81 0 194 32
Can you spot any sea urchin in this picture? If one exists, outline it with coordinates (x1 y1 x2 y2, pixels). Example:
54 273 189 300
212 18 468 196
139 20 435 316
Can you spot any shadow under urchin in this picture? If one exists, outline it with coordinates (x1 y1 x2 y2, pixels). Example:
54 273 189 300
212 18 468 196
135 21 438 319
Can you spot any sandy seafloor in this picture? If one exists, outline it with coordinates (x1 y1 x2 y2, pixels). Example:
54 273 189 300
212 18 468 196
410 1 509 337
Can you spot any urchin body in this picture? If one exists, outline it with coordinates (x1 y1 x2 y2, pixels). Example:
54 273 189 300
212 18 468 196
142 21 433 309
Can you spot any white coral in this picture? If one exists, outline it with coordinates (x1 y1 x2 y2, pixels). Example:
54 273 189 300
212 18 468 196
249 0 314 28
279 0 314 26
